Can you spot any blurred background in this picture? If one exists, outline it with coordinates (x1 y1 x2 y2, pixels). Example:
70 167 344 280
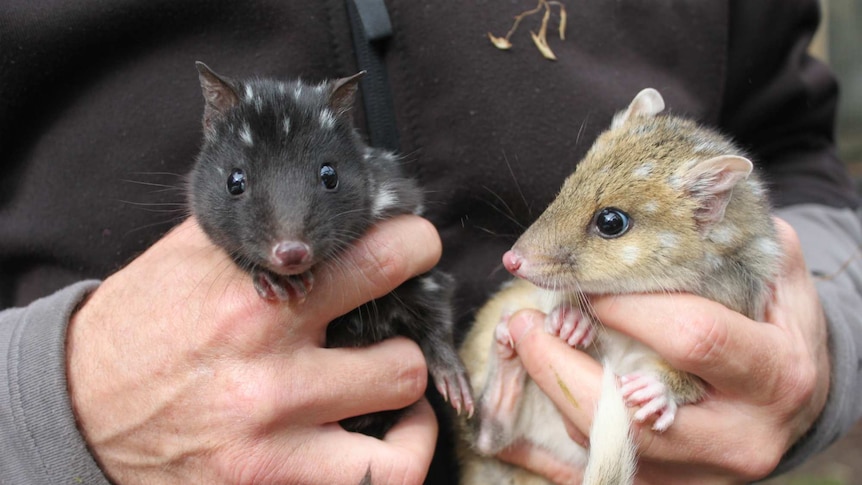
764 3 861 484
818 0 862 186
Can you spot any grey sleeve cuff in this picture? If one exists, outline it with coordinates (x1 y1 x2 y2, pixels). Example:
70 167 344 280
0 280 112 485
770 204 862 475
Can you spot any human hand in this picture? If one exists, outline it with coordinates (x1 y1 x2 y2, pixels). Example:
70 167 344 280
66 216 440 485
497 217 829 484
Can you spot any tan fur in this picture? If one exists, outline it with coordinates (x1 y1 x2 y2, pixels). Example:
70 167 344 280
458 88 779 485
456 280 562 485
515 113 776 305
657 361 705 404
458 279 551 397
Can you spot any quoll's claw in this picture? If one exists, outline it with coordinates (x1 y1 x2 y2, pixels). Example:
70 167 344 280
494 316 517 359
620 372 678 432
254 271 289 301
284 271 314 302
544 304 596 348
252 270 314 303
433 369 475 418
459 373 476 418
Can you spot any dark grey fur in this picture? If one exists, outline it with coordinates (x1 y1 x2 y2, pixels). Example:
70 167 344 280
188 63 471 438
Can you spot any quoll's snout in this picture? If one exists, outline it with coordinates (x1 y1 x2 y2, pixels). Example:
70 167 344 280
502 250 525 276
270 240 313 274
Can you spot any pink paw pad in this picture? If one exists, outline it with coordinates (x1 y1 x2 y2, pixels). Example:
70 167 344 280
620 373 678 432
544 304 595 348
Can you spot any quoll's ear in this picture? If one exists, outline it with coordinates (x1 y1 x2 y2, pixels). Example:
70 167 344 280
611 88 665 129
328 71 366 117
195 61 240 138
682 155 753 230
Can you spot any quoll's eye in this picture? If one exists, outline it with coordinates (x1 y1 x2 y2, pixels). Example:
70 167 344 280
227 168 246 196
595 207 631 238
320 163 338 190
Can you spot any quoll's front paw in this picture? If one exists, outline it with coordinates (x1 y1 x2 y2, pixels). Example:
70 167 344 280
432 367 475 418
620 372 678 432
252 270 314 302
544 304 596 348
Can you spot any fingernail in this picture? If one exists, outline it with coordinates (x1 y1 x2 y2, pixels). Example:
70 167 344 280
507 310 540 345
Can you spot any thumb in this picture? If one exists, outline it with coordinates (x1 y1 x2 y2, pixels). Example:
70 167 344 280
507 309 603 438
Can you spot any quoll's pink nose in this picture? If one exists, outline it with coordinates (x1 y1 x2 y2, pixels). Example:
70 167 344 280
502 250 524 275
272 241 312 268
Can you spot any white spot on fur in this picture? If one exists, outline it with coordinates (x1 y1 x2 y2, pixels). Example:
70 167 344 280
642 201 659 213
420 276 442 293
621 245 640 265
705 251 724 269
658 232 678 249
239 123 253 146
277 83 287 94
282 117 291 136
753 237 780 258
708 225 737 245
319 109 336 129
746 179 766 199
244 85 254 101
372 185 399 218
293 84 303 101
632 162 653 179
362 147 375 161
667 174 683 190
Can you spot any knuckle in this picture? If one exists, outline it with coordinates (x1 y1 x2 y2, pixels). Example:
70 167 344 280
671 310 729 368
773 217 803 256
631 423 656 457
727 438 783 481
789 364 816 405
224 366 285 424
392 342 429 402
772 217 808 276
398 369 428 405
357 232 411 289
362 217 441 285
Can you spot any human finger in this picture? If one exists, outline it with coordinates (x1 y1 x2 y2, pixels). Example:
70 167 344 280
589 218 819 401
303 215 443 327
507 309 788 481
290 398 438 485
587 292 786 399
271 337 429 425
375 397 438 479
507 309 604 438
495 438 585 484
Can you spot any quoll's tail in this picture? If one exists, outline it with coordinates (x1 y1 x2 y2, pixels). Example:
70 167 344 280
582 363 636 485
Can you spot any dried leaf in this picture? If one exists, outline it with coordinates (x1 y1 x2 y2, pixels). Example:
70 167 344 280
538 4 551 40
530 30 557 60
488 32 513 50
558 5 567 40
